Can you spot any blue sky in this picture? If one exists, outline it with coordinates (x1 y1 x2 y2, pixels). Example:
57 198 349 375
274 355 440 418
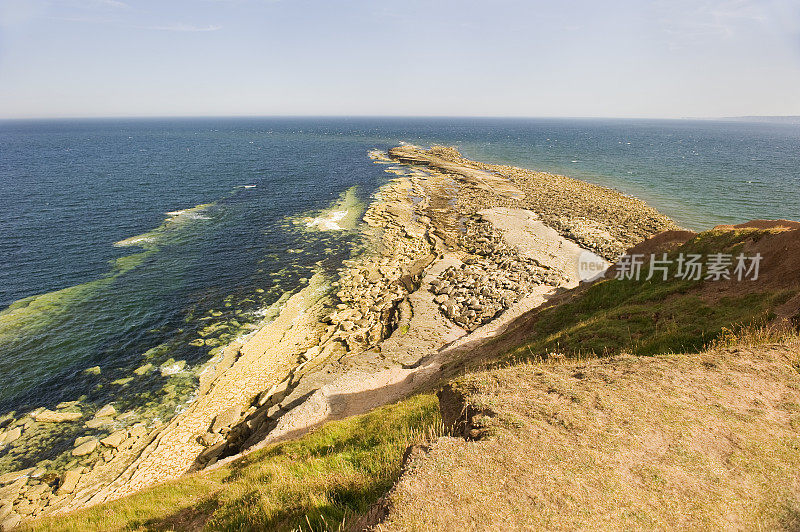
0 0 799 118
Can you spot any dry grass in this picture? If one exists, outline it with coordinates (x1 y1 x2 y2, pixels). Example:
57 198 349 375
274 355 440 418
705 322 800 351
381 342 800 531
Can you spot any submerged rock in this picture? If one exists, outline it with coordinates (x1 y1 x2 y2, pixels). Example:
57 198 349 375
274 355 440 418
0 427 22 445
133 363 153 375
94 404 116 418
160 359 186 376
0 414 13 430
33 410 82 423
84 418 112 429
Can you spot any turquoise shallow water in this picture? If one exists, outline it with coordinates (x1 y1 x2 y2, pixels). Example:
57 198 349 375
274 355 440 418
1 117 798 467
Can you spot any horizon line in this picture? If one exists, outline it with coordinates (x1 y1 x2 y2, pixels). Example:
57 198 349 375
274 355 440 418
1 114 798 122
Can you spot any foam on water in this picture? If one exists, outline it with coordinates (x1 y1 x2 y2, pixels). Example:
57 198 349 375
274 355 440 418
297 186 365 232
115 203 212 248
306 209 348 230
114 236 157 248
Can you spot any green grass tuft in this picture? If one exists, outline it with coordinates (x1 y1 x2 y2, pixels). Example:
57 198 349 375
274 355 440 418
28 394 440 532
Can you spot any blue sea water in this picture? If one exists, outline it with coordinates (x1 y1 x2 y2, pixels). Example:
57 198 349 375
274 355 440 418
1 117 798 466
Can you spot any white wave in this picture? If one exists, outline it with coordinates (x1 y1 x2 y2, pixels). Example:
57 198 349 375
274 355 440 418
306 209 348 231
184 213 211 220
166 209 210 220
160 362 185 376
295 186 364 233
114 235 156 247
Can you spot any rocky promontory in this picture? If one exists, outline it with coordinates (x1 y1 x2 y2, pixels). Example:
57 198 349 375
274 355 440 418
2 146 676 529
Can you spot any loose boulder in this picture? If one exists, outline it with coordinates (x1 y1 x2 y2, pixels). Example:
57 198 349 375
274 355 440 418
100 430 127 449
72 438 98 457
57 469 82 495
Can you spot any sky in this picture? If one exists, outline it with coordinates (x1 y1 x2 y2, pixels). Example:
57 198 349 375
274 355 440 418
0 0 799 119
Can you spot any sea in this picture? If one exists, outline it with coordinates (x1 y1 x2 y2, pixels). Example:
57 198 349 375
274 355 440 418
1 117 799 468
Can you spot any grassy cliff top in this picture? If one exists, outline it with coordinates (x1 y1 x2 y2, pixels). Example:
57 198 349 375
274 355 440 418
382 339 800 531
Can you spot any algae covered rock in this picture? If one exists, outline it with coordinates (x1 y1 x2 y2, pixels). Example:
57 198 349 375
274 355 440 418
133 363 153 375
33 410 82 423
0 427 21 445
94 404 116 418
84 418 112 429
160 359 186 376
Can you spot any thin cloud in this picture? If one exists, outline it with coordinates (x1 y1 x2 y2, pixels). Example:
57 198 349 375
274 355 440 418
654 0 780 49
146 23 222 32
97 0 129 8
72 0 130 8
49 15 115 23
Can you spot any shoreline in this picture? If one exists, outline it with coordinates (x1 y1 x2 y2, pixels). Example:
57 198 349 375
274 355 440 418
1 145 677 523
